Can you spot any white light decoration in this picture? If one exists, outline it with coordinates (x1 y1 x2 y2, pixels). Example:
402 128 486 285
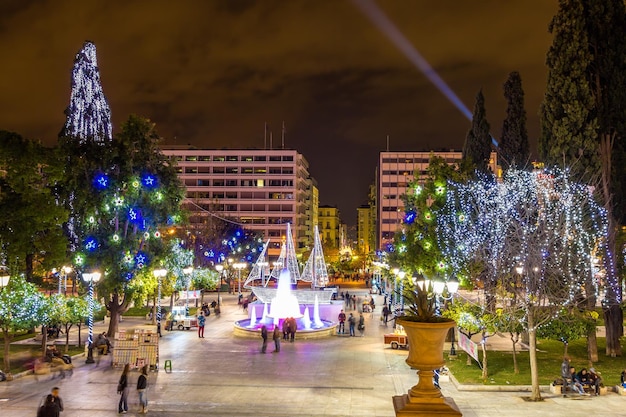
61 41 112 143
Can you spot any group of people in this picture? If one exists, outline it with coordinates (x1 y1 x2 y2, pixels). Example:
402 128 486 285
281 317 297 342
337 310 365 336
117 364 149 414
560 356 602 396
260 324 283 353
339 291 358 310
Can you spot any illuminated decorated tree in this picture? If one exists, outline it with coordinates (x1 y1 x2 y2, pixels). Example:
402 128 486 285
0 276 47 373
58 115 184 337
438 168 607 401
391 156 471 282
60 41 112 143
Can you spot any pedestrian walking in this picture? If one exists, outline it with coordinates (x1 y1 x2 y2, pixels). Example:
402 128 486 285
197 312 205 338
261 325 268 353
38 386 64 417
352 295 357 310
382 305 390 326
117 364 130 414
348 313 356 336
137 365 148 413
272 325 281 352
358 313 365 336
338 309 346 334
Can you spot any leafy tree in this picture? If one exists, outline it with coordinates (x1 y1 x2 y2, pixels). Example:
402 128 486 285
540 0 626 357
190 268 220 305
0 276 47 373
536 308 596 357
58 296 89 352
499 71 530 170
391 156 470 278
58 115 185 337
0 131 68 281
443 299 496 379
463 90 493 174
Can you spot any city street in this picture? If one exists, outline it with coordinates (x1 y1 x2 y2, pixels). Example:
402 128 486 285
1 292 624 417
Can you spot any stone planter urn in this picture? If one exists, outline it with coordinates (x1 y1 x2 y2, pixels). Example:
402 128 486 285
392 318 462 417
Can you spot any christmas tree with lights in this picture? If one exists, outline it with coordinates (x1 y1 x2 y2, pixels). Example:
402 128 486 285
58 42 184 337
60 41 112 143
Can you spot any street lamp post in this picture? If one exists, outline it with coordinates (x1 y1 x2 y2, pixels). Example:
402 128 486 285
215 264 224 307
153 269 167 337
431 277 459 356
0 275 10 289
233 263 246 295
183 267 193 316
62 266 72 295
83 271 101 364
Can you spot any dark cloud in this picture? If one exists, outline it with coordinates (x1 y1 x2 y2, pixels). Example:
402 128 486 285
0 0 558 224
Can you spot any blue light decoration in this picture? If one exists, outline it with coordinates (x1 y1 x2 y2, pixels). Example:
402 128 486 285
141 173 158 189
84 236 98 252
404 210 416 225
92 173 109 190
135 252 149 269
124 272 134 281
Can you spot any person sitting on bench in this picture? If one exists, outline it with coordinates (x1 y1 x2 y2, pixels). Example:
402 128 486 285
95 332 111 355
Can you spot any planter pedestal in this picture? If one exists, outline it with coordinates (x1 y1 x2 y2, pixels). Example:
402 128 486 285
393 319 462 417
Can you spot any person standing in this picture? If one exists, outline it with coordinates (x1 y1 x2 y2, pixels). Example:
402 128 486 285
348 313 356 337
137 365 148 413
272 325 281 353
197 312 206 338
117 364 130 414
358 313 365 336
337 310 346 334
39 386 64 417
382 305 390 326
261 325 268 353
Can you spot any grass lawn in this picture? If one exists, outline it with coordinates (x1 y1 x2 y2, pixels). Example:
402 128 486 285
447 337 624 387
1 334 84 374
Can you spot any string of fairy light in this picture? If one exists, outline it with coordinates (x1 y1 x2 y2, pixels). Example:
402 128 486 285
61 41 112 143
436 168 608 319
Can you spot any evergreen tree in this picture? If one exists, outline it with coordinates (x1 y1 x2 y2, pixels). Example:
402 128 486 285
584 0 626 358
499 71 529 169
60 41 112 143
539 0 598 179
463 90 493 173
540 0 626 357
0 131 68 281
59 116 184 337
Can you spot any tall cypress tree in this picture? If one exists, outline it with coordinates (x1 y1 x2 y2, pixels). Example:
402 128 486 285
463 90 493 174
540 0 626 357
584 0 626 357
499 71 529 169
539 0 598 180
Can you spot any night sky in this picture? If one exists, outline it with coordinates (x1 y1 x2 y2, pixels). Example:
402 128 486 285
0 1 558 225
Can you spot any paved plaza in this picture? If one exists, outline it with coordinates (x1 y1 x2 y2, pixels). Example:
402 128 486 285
1 292 625 416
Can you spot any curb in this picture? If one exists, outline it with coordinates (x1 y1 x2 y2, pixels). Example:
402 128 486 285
448 371 550 392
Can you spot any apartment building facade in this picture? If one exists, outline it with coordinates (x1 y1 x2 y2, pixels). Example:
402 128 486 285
162 147 317 253
377 150 498 250
318 205 341 248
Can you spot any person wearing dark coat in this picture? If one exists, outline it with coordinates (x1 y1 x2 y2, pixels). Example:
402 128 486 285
261 325 268 353
137 365 148 413
118 364 130 413
40 387 64 417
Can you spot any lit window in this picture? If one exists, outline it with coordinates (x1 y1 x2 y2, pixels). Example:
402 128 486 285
257 179 264 187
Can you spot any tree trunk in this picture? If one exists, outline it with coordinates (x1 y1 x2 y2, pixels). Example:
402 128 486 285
64 323 73 353
106 290 130 337
599 133 623 357
584 276 598 362
604 304 623 357
481 336 488 380
528 312 542 401
77 323 82 347
2 329 12 373
563 342 568 358
25 253 34 282
169 293 174 313
510 333 519 374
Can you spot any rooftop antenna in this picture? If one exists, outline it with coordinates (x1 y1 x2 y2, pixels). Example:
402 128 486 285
386 135 390 152
269 131 273 150
282 121 286 149
264 122 267 149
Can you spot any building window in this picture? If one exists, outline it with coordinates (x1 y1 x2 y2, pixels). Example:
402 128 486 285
213 155 225 162
269 167 281 174
225 180 237 186
198 155 211 162
282 167 293 174
213 167 225 174
185 167 198 174
254 156 267 161
197 179 210 186
282 155 294 161
226 167 238 174
185 156 197 161
242 156 253 162
257 179 265 187
226 155 238 162
269 156 282 162
254 167 267 174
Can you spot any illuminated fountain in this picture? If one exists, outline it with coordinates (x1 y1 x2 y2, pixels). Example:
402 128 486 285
233 225 340 339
